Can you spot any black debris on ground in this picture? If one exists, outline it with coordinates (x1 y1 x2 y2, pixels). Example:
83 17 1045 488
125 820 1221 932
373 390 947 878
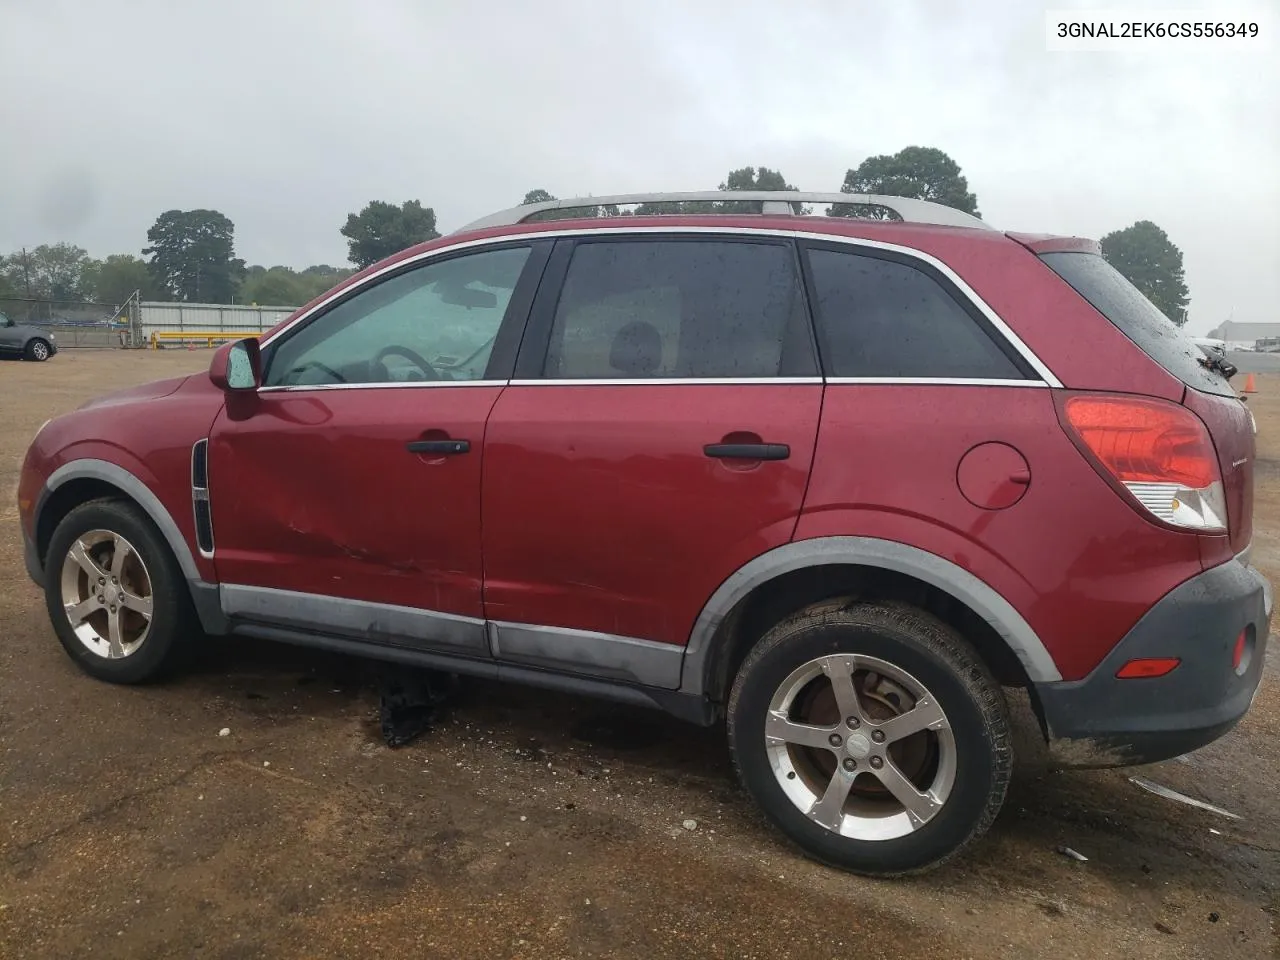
377 665 460 747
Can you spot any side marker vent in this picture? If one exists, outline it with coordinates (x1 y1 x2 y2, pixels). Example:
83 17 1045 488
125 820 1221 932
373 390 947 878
191 439 214 557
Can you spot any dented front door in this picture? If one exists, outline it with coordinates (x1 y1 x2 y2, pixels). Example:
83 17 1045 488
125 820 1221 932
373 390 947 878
202 241 547 649
206 385 499 623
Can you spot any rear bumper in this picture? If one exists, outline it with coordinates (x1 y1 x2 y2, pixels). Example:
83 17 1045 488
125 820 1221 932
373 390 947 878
1035 554 1271 768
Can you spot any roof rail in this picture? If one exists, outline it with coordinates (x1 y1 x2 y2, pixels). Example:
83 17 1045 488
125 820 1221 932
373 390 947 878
455 191 991 233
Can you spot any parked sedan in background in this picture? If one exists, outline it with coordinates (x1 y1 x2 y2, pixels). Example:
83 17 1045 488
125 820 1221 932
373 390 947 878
0 313 57 361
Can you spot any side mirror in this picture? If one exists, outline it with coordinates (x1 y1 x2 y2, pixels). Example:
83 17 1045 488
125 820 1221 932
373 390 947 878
209 338 262 391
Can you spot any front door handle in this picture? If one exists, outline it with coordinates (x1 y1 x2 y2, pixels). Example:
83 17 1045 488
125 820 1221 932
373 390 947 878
704 442 790 461
406 439 470 455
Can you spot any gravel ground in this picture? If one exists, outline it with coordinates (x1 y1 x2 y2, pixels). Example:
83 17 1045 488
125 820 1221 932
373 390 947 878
1 350 1277 959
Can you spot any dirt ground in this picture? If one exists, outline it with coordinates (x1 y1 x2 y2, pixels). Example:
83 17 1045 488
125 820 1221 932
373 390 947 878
2 350 1277 960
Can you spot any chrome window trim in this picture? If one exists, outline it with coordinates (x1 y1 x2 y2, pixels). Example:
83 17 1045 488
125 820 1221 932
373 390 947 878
825 377 1048 388
260 376 1046 392
257 379 506 394
258 225 1062 389
507 377 823 387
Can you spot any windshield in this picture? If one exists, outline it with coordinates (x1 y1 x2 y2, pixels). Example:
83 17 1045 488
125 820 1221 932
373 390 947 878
1040 251 1235 398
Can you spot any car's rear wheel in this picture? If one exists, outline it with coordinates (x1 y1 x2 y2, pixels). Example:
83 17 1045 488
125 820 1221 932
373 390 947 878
44 499 197 683
727 601 1012 876
25 339 51 361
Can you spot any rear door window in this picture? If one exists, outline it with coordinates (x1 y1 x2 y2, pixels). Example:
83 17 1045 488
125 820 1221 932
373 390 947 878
1040 251 1234 398
802 245 1032 380
539 238 816 380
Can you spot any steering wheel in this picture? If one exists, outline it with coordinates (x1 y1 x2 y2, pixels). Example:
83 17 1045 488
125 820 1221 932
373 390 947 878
374 345 442 381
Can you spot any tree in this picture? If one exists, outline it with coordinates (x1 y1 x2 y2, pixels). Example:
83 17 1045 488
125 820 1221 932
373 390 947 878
1100 220 1190 324
296 266 353 302
238 264 353 306
717 166 804 213
632 166 804 216
0 254 22 298
517 191 625 222
241 266 306 306
92 254 156 305
143 209 245 302
340 200 439 269
0 243 97 300
831 146 979 220
0 258 17 300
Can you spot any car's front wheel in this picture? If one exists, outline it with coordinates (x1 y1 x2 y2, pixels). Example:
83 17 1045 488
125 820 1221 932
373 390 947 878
25 338 51 361
44 499 197 683
728 601 1012 876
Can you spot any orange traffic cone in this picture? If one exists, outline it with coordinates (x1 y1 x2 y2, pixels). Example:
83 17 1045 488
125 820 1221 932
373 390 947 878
1244 372 1257 394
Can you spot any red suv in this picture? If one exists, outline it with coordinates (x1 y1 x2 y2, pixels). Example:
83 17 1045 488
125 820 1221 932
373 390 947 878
17 192 1271 875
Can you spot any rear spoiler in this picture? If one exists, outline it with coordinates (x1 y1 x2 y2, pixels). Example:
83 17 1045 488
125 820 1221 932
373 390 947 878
1006 233 1101 256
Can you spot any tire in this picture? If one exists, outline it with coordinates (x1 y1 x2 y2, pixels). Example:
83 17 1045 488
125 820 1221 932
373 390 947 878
25 338 51 361
44 498 198 684
727 601 1012 876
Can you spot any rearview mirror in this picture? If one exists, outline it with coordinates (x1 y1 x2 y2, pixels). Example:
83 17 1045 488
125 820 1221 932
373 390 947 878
209 338 262 391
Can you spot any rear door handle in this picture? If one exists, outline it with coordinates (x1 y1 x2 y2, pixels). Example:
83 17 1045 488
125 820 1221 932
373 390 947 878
406 439 470 455
703 443 790 461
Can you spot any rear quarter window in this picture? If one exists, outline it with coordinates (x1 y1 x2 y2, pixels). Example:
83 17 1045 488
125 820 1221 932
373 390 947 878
1039 252 1235 398
803 246 1032 381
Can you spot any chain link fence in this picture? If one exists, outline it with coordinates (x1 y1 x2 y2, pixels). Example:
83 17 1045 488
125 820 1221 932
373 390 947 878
0 297 136 348
0 296 299 350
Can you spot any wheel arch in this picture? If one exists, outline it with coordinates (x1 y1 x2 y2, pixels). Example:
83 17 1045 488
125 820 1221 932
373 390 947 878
35 460 201 581
32 459 227 633
679 536 1062 709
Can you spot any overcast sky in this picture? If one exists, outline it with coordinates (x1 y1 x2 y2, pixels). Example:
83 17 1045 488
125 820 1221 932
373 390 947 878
1 0 1276 333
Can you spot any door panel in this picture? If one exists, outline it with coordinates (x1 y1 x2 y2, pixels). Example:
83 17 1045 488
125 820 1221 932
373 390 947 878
205 241 548 650
209 384 500 623
482 383 822 649
482 236 822 660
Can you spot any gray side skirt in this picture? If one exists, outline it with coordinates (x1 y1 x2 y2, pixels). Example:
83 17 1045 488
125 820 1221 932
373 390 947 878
34 462 1054 705
221 584 684 689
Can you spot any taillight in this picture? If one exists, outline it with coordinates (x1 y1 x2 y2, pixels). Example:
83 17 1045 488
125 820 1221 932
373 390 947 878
1062 394 1226 531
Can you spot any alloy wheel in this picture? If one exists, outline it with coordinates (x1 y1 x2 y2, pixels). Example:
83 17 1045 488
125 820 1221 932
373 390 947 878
58 529 154 659
764 653 956 840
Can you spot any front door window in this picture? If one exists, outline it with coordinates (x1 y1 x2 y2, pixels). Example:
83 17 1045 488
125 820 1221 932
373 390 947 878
264 246 532 387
